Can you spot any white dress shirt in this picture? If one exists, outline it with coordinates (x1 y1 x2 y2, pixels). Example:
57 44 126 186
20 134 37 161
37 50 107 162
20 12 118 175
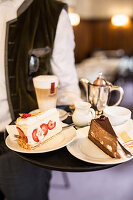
51 9 81 105
0 0 81 131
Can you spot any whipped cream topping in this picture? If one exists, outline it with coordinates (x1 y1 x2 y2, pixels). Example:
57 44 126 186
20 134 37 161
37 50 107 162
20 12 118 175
17 108 58 125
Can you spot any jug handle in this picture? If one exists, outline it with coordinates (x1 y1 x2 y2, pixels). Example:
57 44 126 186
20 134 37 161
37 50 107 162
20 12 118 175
109 86 124 106
90 108 95 119
80 78 89 102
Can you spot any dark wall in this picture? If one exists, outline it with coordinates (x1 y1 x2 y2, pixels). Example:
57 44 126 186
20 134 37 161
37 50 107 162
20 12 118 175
73 19 133 63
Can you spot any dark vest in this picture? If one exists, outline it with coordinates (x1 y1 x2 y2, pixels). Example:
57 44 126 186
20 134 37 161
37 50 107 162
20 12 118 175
5 0 66 120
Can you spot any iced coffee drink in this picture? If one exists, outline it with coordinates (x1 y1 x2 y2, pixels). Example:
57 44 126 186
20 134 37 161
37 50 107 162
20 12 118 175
33 75 58 112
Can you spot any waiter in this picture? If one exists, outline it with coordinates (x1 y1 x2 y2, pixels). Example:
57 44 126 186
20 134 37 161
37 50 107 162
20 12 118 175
0 0 81 199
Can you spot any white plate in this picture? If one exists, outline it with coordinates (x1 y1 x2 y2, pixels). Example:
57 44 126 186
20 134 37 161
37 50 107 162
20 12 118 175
67 129 133 165
57 109 69 121
6 126 76 154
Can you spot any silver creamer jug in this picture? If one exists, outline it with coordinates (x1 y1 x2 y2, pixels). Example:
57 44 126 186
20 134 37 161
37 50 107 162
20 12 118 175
80 73 124 113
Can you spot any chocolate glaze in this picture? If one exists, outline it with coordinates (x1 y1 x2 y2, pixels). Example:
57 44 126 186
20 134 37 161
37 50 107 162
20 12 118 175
95 117 116 137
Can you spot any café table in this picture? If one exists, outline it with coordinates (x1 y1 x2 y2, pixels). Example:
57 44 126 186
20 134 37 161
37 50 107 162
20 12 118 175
5 106 117 172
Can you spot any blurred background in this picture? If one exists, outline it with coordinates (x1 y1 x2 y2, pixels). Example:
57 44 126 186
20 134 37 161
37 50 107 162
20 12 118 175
49 1 133 200
62 0 133 114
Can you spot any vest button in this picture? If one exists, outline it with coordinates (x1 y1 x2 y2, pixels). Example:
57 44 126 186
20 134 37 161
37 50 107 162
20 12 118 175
10 24 16 28
8 42 15 45
8 59 14 62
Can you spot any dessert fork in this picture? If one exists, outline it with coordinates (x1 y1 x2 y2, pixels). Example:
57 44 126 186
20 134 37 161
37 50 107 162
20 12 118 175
118 141 132 158
62 123 77 129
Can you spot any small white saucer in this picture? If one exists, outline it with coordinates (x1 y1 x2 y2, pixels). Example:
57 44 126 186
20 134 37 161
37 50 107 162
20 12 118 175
103 106 131 126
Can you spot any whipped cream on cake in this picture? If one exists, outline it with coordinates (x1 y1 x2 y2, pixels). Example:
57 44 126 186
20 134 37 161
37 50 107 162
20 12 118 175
16 108 62 150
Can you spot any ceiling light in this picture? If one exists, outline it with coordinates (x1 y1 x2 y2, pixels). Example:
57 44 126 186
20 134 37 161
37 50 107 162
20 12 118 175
68 12 80 26
111 14 130 27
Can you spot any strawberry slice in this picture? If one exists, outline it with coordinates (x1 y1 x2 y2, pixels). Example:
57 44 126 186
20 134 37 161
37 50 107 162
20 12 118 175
40 124 48 136
47 120 56 130
21 113 31 119
16 127 25 138
16 127 28 143
23 136 28 143
32 129 39 142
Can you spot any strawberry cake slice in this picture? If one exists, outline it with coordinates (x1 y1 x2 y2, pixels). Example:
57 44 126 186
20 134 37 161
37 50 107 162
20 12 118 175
16 108 62 150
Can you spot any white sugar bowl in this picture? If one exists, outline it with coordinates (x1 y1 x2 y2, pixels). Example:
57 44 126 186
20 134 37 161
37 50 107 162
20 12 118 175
72 102 95 127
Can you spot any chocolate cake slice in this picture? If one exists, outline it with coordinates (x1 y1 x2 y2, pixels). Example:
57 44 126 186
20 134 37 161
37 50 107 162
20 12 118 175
88 115 126 158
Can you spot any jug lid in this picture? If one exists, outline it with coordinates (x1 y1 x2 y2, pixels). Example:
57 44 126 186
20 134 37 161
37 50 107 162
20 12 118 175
93 72 107 86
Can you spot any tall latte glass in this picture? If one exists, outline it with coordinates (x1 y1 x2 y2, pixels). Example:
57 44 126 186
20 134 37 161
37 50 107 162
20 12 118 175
33 75 58 112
